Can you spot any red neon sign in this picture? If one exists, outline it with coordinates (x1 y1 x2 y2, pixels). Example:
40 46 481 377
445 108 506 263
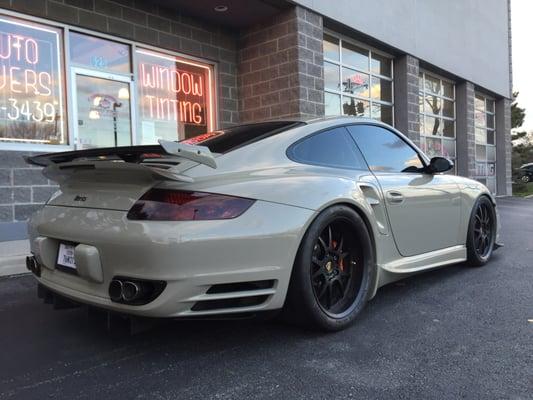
350 74 366 86
140 63 204 96
137 51 213 129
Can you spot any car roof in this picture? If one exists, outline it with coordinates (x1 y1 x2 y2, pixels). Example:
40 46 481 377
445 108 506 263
252 115 393 127
292 116 428 160
225 116 430 165
303 115 389 126
246 116 425 153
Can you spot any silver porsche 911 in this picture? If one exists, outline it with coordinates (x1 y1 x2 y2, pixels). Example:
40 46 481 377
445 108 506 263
26 117 501 331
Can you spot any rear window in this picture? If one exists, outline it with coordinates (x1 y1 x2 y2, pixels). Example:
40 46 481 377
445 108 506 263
288 127 367 170
180 121 303 154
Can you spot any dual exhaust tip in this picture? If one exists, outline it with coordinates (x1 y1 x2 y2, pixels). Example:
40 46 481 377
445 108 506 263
108 277 167 306
109 279 143 303
26 256 41 277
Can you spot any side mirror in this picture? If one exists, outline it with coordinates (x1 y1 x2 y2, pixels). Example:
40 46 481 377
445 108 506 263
427 157 454 174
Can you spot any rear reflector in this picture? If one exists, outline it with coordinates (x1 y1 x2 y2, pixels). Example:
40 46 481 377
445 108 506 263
127 189 255 221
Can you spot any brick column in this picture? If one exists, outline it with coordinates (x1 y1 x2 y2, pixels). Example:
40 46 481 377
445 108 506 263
238 6 324 122
455 82 476 177
393 55 420 145
495 99 512 195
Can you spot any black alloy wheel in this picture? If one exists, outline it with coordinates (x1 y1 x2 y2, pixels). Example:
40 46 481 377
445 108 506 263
473 202 494 258
284 205 375 331
310 223 363 318
466 196 496 266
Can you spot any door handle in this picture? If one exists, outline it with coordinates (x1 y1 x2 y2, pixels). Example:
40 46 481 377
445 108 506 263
386 191 404 204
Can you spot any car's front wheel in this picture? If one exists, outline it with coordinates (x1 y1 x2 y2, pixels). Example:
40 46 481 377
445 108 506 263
521 175 530 183
284 205 375 331
466 196 496 266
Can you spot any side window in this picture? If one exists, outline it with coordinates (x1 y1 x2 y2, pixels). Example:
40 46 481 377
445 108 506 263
289 127 367 170
347 125 424 173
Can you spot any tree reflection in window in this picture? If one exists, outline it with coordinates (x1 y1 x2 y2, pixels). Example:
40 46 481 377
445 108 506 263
419 71 456 172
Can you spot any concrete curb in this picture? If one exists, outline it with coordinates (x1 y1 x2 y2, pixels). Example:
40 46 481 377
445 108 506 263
0 256 27 276
0 240 30 277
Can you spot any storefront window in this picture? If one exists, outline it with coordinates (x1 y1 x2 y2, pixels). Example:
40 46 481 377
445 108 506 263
0 13 218 150
323 32 393 125
69 32 130 74
474 92 496 193
418 71 456 173
0 16 66 145
136 49 214 143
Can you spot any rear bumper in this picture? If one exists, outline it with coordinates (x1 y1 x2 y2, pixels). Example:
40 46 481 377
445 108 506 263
28 201 313 317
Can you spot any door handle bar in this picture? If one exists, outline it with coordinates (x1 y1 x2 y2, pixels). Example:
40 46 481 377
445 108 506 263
386 191 404 204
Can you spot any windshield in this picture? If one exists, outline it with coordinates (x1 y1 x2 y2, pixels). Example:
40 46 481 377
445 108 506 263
180 121 304 154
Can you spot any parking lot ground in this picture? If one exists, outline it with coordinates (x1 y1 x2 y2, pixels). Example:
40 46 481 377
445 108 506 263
0 197 532 399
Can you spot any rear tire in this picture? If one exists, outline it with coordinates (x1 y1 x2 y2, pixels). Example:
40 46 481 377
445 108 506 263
283 205 375 331
466 196 496 267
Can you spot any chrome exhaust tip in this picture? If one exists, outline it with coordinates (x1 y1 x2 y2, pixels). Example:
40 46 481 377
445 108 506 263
108 277 166 305
122 281 142 302
109 279 124 302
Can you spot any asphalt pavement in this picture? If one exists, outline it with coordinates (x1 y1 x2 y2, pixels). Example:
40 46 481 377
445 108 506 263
0 197 531 399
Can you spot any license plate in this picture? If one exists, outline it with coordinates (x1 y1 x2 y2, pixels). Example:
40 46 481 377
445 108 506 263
57 243 76 269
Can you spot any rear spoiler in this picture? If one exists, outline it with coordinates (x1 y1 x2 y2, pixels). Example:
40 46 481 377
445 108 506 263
24 141 217 169
158 140 217 169
24 141 218 184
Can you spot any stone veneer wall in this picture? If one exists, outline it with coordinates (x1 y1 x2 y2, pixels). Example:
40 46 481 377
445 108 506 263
456 81 477 178
496 98 512 195
393 55 420 145
237 6 325 122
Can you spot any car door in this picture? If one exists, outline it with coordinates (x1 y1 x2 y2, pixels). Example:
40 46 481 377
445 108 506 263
346 124 462 257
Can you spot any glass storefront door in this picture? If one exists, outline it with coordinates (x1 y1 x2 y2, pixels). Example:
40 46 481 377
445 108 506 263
72 68 133 149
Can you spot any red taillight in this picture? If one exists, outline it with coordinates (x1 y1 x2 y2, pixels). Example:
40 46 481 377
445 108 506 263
127 189 255 221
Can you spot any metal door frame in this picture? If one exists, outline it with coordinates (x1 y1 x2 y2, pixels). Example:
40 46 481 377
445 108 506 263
69 67 136 149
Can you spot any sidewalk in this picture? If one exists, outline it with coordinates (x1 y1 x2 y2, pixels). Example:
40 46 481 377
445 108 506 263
0 240 30 277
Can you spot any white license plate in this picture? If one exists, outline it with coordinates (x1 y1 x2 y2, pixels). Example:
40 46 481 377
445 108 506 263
57 243 76 269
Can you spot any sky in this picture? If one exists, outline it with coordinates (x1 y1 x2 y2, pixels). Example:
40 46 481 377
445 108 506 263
512 0 533 131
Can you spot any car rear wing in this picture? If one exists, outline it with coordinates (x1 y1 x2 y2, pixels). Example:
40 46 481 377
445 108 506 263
24 141 218 184
25 141 217 168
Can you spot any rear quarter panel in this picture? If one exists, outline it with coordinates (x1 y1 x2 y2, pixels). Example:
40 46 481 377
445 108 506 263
454 176 498 244
159 165 401 272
